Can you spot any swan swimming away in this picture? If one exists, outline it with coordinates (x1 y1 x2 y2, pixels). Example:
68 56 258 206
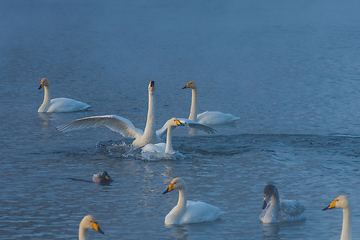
57 81 216 147
38 78 90 113
323 195 352 240
182 81 239 125
78 215 104 240
92 171 113 185
163 177 223 225
259 184 306 223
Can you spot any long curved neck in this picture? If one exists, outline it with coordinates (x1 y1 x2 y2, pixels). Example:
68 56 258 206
143 90 156 138
42 86 51 105
188 88 198 121
341 206 352 240
78 226 88 240
269 190 280 213
175 187 187 215
165 126 174 154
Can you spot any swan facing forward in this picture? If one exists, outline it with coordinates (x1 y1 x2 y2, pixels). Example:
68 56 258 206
182 81 239 125
260 184 306 223
79 215 104 240
38 78 90 113
163 177 223 225
142 117 216 159
323 195 352 240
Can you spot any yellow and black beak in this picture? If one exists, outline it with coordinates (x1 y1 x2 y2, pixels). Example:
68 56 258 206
163 183 174 194
150 81 155 87
182 83 189 89
38 82 44 90
322 200 337 211
92 221 104 234
176 120 184 126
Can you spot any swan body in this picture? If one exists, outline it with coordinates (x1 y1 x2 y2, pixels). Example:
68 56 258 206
38 78 90 113
79 215 104 240
163 177 223 225
182 81 239 125
58 81 216 147
260 184 306 223
323 195 352 240
92 171 113 185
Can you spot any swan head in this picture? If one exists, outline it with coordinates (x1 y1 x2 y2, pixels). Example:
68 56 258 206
163 177 186 194
79 215 104 234
323 195 350 211
148 81 155 93
38 78 49 89
182 81 197 90
262 184 279 209
168 118 185 128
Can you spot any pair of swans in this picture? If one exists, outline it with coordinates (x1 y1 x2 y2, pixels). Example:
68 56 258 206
323 195 352 240
163 177 223 225
57 81 216 152
38 78 90 113
79 215 104 240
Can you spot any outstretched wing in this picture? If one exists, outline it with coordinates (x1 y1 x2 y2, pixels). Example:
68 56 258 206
156 118 216 138
57 115 143 139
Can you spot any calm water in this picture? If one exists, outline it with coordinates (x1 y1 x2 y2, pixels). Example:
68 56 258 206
1 0 360 239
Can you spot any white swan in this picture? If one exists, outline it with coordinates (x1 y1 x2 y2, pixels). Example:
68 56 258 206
163 177 223 225
79 215 104 240
38 78 90 113
182 81 239 125
57 81 216 147
323 195 352 240
260 184 306 223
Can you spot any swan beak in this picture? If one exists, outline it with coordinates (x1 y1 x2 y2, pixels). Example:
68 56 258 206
150 81 155 87
322 200 337 211
92 222 104 234
262 200 268 210
182 83 189 89
163 183 174 194
176 120 184 126
38 82 44 89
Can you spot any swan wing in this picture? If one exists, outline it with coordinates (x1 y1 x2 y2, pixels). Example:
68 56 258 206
156 118 216 138
197 111 239 125
48 98 90 112
57 115 143 139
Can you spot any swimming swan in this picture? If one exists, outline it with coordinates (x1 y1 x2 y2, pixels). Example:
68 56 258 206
182 81 239 125
38 78 90 113
323 195 352 240
79 215 104 240
92 171 113 185
163 177 223 225
57 81 216 147
260 184 306 223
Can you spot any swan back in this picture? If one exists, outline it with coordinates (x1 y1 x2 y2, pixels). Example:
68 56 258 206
323 195 352 240
78 215 104 240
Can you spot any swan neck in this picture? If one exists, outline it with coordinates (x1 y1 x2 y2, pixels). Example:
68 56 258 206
143 90 156 138
341 206 352 240
43 86 51 105
165 126 174 154
189 88 198 121
177 187 188 210
269 190 280 212
78 226 88 240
